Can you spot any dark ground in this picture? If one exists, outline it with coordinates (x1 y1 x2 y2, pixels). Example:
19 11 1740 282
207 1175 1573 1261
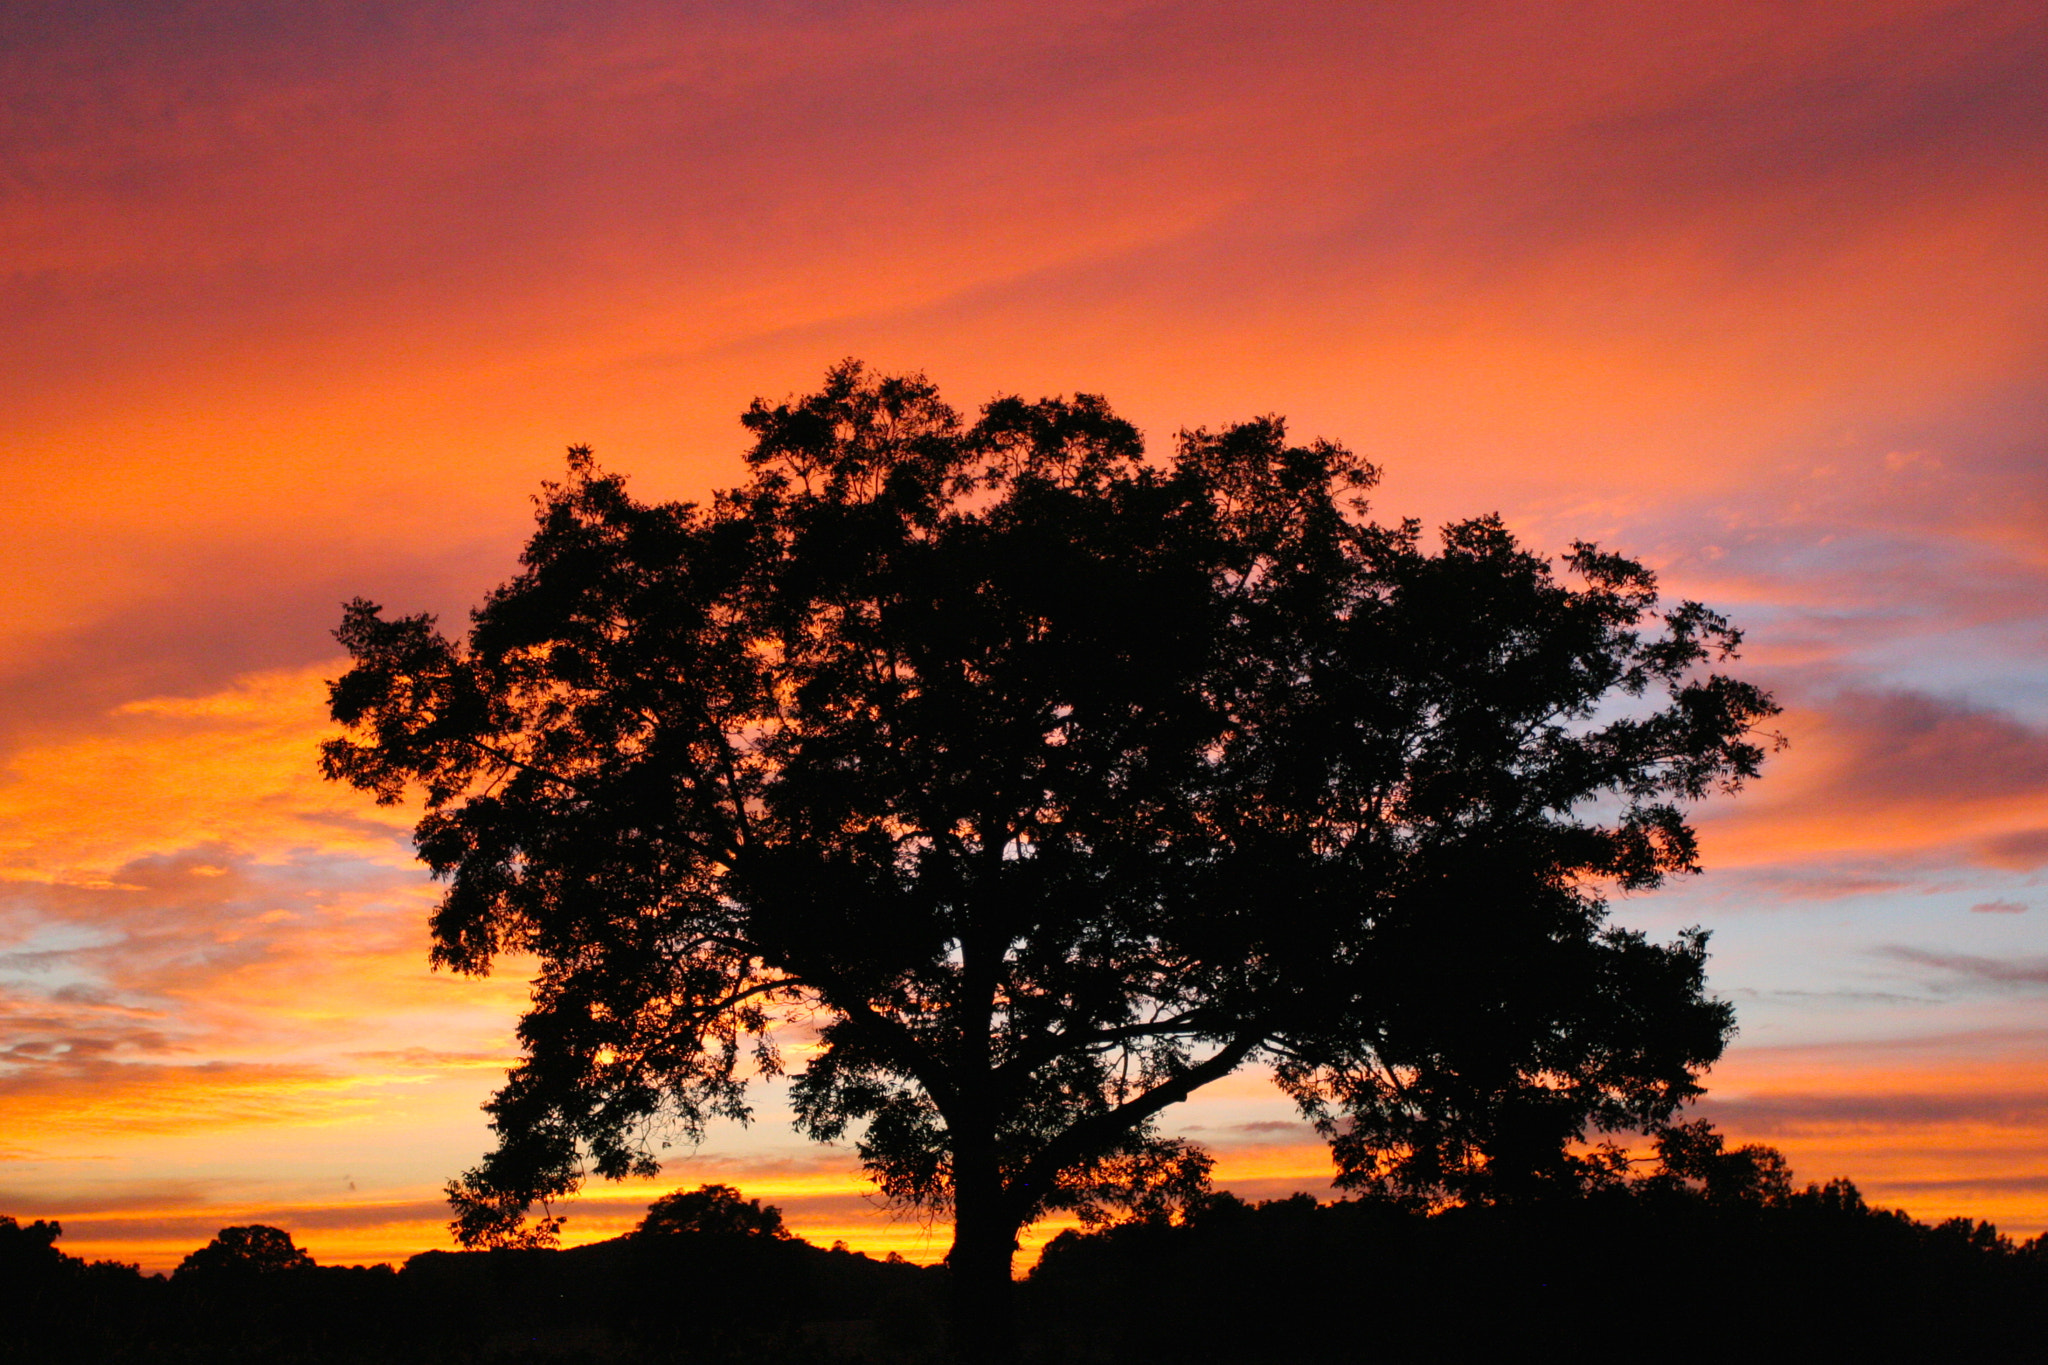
7 1181 2045 1363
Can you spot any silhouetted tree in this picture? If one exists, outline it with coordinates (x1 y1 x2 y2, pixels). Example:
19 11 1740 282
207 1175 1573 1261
174 1224 315 1278
322 362 1777 1358
635 1183 790 1239
1639 1117 1794 1206
0 1214 67 1275
0 1217 157 1361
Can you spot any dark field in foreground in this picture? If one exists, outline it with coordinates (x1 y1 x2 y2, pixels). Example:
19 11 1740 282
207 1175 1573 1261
10 1171 2046 1364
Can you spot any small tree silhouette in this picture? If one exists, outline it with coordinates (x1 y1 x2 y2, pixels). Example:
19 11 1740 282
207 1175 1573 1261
1645 1119 1794 1206
0 1215 70 1290
174 1225 314 1278
634 1183 791 1239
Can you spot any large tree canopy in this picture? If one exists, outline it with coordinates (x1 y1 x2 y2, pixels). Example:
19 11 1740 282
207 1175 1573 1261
322 362 1776 1348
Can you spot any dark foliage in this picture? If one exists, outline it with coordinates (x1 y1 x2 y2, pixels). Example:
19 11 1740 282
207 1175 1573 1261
174 1224 316 1278
319 362 1780 1351
635 1182 791 1239
7 1147 2045 1364
1023 1140 2048 1363
0 1216 162 1363
1 1214 941 1365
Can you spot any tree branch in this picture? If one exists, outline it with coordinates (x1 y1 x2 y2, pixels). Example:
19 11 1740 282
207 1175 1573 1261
992 1010 1217 1094
745 939 964 1119
1007 1031 1264 1219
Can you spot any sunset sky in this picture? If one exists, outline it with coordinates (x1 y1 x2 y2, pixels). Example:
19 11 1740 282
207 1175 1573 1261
4 0 2046 1273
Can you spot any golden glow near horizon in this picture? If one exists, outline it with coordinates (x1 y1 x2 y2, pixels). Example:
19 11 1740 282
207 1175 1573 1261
4 0 2046 1273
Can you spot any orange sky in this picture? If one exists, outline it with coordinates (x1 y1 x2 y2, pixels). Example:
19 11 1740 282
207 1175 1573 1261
4 0 2046 1273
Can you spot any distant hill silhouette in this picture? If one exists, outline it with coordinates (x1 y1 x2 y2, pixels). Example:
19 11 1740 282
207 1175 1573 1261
5 1161 2044 1362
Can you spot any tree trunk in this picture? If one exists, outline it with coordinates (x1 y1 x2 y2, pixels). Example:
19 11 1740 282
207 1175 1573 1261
947 1154 1019 1363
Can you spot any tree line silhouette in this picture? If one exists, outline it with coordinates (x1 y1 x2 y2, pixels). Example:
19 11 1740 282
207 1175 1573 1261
6 1140 2046 1363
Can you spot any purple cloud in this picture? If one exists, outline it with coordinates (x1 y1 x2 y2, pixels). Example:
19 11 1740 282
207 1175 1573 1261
1700 1087 2048 1133
1820 690 2048 809
1978 828 2048 870
1884 945 2048 986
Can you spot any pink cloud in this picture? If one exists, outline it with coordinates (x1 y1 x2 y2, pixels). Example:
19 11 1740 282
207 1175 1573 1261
1977 829 2048 870
1693 686 2048 866
1816 691 2048 807
1883 946 2048 987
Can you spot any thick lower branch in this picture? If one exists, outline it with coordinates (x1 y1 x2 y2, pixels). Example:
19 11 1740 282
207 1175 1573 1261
1010 1031 1264 1215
